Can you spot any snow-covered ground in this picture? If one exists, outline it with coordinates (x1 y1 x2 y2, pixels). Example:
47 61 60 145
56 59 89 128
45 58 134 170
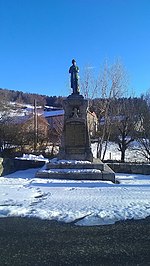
91 141 147 162
0 168 150 226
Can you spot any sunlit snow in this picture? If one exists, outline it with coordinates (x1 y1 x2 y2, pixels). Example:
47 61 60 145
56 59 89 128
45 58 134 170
0 168 150 226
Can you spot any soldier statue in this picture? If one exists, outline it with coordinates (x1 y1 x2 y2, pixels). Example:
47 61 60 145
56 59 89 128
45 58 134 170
69 59 80 94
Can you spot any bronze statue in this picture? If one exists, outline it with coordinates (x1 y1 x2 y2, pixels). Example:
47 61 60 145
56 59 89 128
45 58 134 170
69 59 80 94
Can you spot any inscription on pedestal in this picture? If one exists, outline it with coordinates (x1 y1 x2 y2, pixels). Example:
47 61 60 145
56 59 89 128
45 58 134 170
66 122 85 147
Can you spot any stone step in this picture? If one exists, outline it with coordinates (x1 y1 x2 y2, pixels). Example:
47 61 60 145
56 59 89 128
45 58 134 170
46 163 104 171
35 169 115 182
35 159 115 183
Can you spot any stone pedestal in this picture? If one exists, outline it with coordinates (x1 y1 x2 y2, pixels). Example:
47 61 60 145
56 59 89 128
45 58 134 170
58 94 93 161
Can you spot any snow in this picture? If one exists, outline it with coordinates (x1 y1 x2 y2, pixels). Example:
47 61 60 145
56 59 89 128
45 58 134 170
50 158 91 164
0 168 150 226
0 142 149 226
42 169 101 173
15 154 49 162
91 141 147 162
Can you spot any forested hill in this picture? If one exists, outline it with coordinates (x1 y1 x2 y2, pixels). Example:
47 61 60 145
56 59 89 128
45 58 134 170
0 88 64 107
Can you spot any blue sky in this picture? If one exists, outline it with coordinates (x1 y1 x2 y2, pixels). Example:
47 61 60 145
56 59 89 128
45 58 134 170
0 0 150 97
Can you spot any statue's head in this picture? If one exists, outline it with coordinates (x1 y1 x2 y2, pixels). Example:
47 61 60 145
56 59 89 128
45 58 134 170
72 59 76 66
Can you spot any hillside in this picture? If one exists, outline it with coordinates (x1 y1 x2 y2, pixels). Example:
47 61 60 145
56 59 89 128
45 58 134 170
0 88 64 107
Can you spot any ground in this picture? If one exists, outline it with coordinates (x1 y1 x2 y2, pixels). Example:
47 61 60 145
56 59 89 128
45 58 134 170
0 216 150 266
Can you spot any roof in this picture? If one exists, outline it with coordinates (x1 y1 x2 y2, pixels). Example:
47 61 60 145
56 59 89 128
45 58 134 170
3 115 32 125
3 114 48 125
44 109 64 118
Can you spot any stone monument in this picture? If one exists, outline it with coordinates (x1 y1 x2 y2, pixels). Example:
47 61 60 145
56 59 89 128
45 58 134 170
35 59 115 182
58 59 93 161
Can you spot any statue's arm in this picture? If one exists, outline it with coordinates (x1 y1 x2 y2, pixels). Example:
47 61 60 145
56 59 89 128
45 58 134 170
76 66 79 73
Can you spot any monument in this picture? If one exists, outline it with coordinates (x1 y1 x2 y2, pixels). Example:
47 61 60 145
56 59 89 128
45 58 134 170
36 60 115 182
58 59 93 161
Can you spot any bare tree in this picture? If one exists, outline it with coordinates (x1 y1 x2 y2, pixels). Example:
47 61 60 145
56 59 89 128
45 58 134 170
80 65 98 99
113 113 135 162
0 97 13 152
95 59 128 160
80 59 128 160
111 97 148 162
135 96 150 161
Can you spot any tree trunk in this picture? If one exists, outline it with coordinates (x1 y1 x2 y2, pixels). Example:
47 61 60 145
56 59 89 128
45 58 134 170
121 150 125 162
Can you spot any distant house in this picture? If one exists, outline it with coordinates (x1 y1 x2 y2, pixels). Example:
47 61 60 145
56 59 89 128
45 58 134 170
44 109 64 143
99 115 144 133
99 115 125 126
44 108 98 139
9 114 48 134
7 114 49 146
44 109 64 130
87 110 98 137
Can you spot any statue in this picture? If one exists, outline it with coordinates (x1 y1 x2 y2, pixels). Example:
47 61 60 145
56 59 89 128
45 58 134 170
69 59 80 94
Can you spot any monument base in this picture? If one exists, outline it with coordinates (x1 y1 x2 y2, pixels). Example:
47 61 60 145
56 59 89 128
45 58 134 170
35 158 115 183
58 147 93 162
